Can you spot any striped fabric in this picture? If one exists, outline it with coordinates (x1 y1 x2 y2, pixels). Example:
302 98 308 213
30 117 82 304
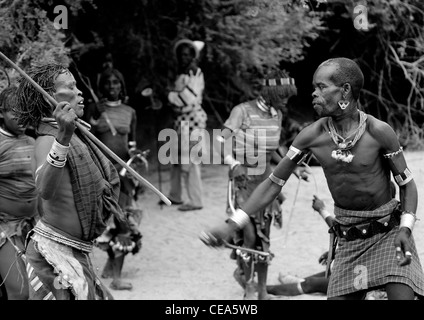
36 121 125 241
328 199 424 298
26 221 113 300
0 129 36 201
92 103 136 136
224 99 282 166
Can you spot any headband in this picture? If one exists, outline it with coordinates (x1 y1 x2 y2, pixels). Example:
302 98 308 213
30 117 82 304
261 78 295 86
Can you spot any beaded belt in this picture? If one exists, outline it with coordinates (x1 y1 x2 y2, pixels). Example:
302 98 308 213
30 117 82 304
33 222 93 253
331 211 401 241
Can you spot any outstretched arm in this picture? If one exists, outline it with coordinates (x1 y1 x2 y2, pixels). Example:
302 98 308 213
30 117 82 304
201 125 315 246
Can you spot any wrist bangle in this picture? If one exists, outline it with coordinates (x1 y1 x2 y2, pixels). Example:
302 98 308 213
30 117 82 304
319 209 333 220
46 139 69 168
400 211 416 232
50 139 69 160
230 208 250 229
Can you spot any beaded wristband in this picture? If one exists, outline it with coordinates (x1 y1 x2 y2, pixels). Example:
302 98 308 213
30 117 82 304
50 139 69 161
46 139 69 168
46 153 66 168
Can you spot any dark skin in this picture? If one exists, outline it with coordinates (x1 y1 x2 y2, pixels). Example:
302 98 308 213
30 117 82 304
35 71 85 239
0 110 36 300
92 72 135 290
203 63 418 300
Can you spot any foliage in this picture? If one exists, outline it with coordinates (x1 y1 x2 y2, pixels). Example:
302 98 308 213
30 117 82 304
0 0 92 85
308 0 424 149
66 0 323 124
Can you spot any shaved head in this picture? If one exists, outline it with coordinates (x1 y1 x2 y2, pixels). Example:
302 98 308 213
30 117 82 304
317 58 364 100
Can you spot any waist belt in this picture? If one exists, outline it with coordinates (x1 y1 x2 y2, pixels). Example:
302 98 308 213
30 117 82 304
32 222 93 253
332 210 401 242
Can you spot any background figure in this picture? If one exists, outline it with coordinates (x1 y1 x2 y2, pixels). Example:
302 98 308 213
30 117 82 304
0 86 38 300
88 67 143 291
213 69 300 300
160 39 207 211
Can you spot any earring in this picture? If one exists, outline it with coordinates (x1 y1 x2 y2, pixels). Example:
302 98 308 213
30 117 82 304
338 100 350 110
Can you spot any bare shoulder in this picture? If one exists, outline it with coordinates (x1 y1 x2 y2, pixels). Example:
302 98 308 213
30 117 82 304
366 114 401 151
292 117 328 150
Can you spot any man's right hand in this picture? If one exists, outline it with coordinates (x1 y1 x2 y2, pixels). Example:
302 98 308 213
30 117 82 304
53 101 77 143
199 222 236 248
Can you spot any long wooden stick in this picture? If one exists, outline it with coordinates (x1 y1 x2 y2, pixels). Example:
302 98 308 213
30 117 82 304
0 51 171 206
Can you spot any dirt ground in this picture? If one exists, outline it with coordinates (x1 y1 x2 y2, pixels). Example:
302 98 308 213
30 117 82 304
90 151 424 300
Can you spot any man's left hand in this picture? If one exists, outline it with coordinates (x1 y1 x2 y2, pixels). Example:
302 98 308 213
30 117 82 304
394 227 413 266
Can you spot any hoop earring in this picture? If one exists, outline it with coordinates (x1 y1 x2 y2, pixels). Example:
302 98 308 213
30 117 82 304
338 100 350 110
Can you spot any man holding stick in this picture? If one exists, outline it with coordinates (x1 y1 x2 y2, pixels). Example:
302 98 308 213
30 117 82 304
202 57 424 300
13 63 127 300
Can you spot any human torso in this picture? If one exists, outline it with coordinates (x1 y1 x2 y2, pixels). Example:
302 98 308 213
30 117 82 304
302 116 392 210
230 100 282 167
93 103 135 161
0 129 37 217
172 73 207 133
36 135 82 239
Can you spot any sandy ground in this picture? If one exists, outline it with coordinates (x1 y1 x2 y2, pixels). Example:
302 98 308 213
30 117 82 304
90 151 424 300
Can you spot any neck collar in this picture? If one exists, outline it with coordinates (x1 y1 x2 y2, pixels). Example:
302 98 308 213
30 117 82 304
257 96 278 117
105 100 121 107
0 126 16 137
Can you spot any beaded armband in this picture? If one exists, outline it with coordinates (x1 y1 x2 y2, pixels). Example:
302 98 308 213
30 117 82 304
286 145 308 165
383 147 403 159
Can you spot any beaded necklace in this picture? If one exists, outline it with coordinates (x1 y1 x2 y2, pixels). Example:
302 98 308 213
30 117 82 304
328 110 367 163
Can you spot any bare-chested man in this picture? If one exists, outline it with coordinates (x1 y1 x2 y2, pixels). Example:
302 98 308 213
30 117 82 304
13 64 127 300
201 57 424 300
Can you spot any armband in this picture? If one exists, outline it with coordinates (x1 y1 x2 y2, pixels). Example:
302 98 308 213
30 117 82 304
229 208 251 229
400 211 416 232
268 173 286 187
286 146 308 165
394 168 413 186
383 147 403 159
